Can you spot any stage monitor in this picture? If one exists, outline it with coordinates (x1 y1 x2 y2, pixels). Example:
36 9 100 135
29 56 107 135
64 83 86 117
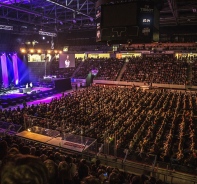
59 54 75 68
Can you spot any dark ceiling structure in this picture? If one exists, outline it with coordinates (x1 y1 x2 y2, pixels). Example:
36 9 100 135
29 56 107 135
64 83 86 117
160 0 197 27
0 0 96 34
0 0 196 33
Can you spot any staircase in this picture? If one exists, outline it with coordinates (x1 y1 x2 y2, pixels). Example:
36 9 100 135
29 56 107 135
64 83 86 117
186 62 193 87
116 62 128 81
72 62 83 78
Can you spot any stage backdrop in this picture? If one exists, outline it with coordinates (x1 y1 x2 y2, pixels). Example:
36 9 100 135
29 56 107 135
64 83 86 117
59 54 75 68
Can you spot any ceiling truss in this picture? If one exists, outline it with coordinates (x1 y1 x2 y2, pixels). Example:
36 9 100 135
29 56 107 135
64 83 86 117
0 0 196 35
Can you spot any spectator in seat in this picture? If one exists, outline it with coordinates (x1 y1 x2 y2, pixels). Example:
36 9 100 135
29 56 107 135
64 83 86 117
58 161 74 184
81 175 101 184
1 154 49 184
44 159 58 184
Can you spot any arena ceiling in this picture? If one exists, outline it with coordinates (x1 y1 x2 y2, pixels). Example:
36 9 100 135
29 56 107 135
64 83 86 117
0 0 196 34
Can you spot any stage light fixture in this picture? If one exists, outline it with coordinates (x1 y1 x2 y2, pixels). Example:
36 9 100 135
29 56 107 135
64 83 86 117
30 49 34 53
0 25 13 30
15 79 19 85
20 48 26 53
39 30 57 37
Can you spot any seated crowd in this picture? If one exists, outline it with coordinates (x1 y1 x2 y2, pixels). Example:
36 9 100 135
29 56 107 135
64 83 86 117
191 58 197 86
73 57 124 80
94 58 125 80
0 86 197 170
121 56 188 85
48 56 197 88
73 58 101 79
0 136 163 184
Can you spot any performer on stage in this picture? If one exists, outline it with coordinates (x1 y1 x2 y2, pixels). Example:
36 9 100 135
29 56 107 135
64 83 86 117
65 55 70 68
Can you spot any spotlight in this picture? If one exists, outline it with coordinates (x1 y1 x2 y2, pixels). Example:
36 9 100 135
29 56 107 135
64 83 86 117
47 50 51 54
43 36 45 40
59 51 62 54
21 48 26 53
54 50 57 54
15 79 19 85
37 49 41 53
30 49 34 53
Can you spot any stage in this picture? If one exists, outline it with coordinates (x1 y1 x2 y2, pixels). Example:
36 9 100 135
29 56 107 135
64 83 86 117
0 87 54 108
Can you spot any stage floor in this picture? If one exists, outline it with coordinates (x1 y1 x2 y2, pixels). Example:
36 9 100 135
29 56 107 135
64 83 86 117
0 87 52 100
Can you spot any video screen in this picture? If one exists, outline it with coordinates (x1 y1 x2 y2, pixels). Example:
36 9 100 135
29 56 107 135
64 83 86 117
59 54 75 68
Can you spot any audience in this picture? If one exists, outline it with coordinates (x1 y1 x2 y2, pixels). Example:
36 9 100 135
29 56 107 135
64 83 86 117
121 56 188 85
74 58 101 79
1 55 197 183
1 154 49 184
94 58 124 80
0 137 165 184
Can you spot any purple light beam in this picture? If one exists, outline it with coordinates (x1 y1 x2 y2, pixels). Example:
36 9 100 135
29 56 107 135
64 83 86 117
1 53 9 88
12 53 19 85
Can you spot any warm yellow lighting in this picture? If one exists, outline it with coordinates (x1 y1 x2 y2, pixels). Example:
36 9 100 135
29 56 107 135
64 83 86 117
59 51 62 54
37 49 41 53
30 49 34 53
21 48 26 53
54 50 57 54
47 50 51 54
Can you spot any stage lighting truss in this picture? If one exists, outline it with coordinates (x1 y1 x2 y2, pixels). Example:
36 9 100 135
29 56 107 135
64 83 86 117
0 25 13 30
39 31 57 37
20 48 62 54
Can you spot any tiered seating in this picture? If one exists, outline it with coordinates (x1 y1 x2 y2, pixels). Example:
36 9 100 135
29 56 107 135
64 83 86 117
121 56 188 84
94 58 125 80
191 57 197 85
74 58 101 79
1 86 197 170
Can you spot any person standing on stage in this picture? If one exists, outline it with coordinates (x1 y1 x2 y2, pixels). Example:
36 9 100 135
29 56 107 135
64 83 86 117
65 55 70 68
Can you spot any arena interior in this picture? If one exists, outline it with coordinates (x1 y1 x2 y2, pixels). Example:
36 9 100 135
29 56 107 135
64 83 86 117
0 0 197 184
